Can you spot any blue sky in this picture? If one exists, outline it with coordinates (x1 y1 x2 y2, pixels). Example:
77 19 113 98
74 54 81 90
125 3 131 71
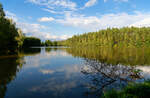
1 0 150 40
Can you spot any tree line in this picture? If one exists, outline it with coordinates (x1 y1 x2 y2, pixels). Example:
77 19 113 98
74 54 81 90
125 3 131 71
43 40 61 46
59 27 150 47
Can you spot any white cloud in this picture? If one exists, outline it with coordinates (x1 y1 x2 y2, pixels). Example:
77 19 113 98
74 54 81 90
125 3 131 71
18 22 71 40
56 12 150 31
5 11 46 35
53 0 76 10
17 22 71 40
84 0 97 8
42 8 72 14
5 11 18 22
17 22 46 33
130 18 150 27
38 17 55 22
5 11 70 40
57 14 101 31
5 11 45 37
16 22 52 40
43 8 63 14
26 0 77 14
45 34 71 40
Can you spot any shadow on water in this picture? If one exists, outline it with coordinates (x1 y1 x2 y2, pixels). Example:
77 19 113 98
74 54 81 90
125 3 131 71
0 57 24 98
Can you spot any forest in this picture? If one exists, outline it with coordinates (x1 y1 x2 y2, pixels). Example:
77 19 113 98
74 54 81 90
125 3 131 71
59 27 150 48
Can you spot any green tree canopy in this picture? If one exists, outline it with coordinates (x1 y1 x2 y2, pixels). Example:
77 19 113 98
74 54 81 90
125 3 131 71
22 37 41 48
59 27 150 48
0 3 24 55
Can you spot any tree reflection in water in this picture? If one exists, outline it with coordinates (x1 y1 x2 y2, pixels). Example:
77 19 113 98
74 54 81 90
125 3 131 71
0 48 41 98
0 57 24 98
81 59 143 97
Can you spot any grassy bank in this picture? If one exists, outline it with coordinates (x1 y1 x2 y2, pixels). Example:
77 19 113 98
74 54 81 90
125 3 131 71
103 80 150 98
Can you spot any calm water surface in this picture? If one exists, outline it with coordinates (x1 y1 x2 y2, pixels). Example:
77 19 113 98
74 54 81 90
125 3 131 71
0 47 150 98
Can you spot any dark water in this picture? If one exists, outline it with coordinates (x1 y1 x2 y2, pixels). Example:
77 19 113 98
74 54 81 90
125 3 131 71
0 47 150 98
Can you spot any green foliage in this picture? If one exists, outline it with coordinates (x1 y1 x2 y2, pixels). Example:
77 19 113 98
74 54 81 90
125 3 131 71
60 27 150 48
0 3 24 55
103 80 150 98
45 40 53 46
53 41 58 46
41 42 45 46
22 37 41 48
44 40 59 46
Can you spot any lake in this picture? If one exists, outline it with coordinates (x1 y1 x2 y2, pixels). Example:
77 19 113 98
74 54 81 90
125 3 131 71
0 47 150 98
